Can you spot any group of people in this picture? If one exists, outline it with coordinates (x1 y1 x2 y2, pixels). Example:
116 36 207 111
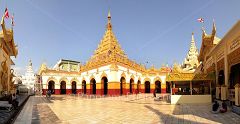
212 100 227 113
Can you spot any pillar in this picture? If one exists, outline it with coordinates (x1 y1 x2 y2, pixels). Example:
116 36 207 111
161 83 166 93
216 85 221 99
96 83 102 95
140 84 145 93
235 83 240 106
224 42 229 87
108 82 120 95
151 83 155 93
221 84 227 100
190 81 192 95
86 83 91 95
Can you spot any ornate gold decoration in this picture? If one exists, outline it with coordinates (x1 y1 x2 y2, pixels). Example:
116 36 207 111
0 55 8 91
199 22 221 62
217 58 224 71
9 69 15 90
228 47 240 66
167 72 214 81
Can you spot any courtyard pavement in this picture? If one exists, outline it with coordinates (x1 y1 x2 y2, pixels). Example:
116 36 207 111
14 94 240 124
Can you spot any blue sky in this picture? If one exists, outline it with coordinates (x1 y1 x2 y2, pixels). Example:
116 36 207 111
0 0 239 75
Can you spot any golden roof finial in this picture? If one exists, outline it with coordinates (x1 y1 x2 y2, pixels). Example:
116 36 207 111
108 10 111 18
107 10 112 30
212 19 216 36
191 32 194 42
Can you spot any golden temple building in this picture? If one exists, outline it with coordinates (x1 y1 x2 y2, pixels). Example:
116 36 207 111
0 15 18 95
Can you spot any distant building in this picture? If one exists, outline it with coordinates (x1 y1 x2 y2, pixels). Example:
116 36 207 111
53 59 80 72
21 60 37 93
182 33 199 72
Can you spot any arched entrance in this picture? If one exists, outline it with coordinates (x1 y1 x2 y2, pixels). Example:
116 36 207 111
60 81 66 94
90 78 96 94
137 80 141 93
218 70 225 85
166 81 171 93
145 81 150 93
230 63 240 88
72 81 77 94
48 80 55 94
82 80 86 94
102 77 108 95
130 79 134 94
120 77 126 95
155 81 161 93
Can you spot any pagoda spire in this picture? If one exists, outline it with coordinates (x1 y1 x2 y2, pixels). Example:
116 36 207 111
88 11 126 64
182 33 199 72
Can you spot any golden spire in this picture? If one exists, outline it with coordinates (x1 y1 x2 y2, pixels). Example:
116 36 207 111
88 11 126 63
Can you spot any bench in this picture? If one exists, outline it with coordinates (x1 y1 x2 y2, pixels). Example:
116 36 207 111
0 101 13 112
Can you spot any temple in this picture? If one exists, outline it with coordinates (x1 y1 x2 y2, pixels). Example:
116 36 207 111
0 15 18 95
39 11 171 96
182 33 199 72
21 60 37 93
39 11 240 106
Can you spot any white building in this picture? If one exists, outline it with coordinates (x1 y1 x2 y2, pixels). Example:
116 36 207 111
21 60 37 93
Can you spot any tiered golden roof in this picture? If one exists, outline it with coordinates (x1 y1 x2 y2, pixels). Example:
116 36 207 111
0 16 18 57
39 11 172 75
82 11 141 71
91 11 126 60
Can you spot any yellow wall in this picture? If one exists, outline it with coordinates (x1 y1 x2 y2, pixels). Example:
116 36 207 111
171 95 211 104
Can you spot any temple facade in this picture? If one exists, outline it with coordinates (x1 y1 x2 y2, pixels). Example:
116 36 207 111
39 12 171 96
0 16 18 96
198 20 240 106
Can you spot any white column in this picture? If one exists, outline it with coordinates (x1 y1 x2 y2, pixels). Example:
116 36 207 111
235 84 240 106
224 43 229 87
216 86 220 99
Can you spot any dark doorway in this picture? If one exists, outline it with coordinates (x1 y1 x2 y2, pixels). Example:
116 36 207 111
102 77 108 95
90 79 96 94
82 80 86 94
230 63 240 88
60 81 66 94
155 81 161 93
72 81 77 94
120 77 125 95
145 81 151 93
130 79 134 94
48 80 55 94
166 82 171 93
218 70 225 85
